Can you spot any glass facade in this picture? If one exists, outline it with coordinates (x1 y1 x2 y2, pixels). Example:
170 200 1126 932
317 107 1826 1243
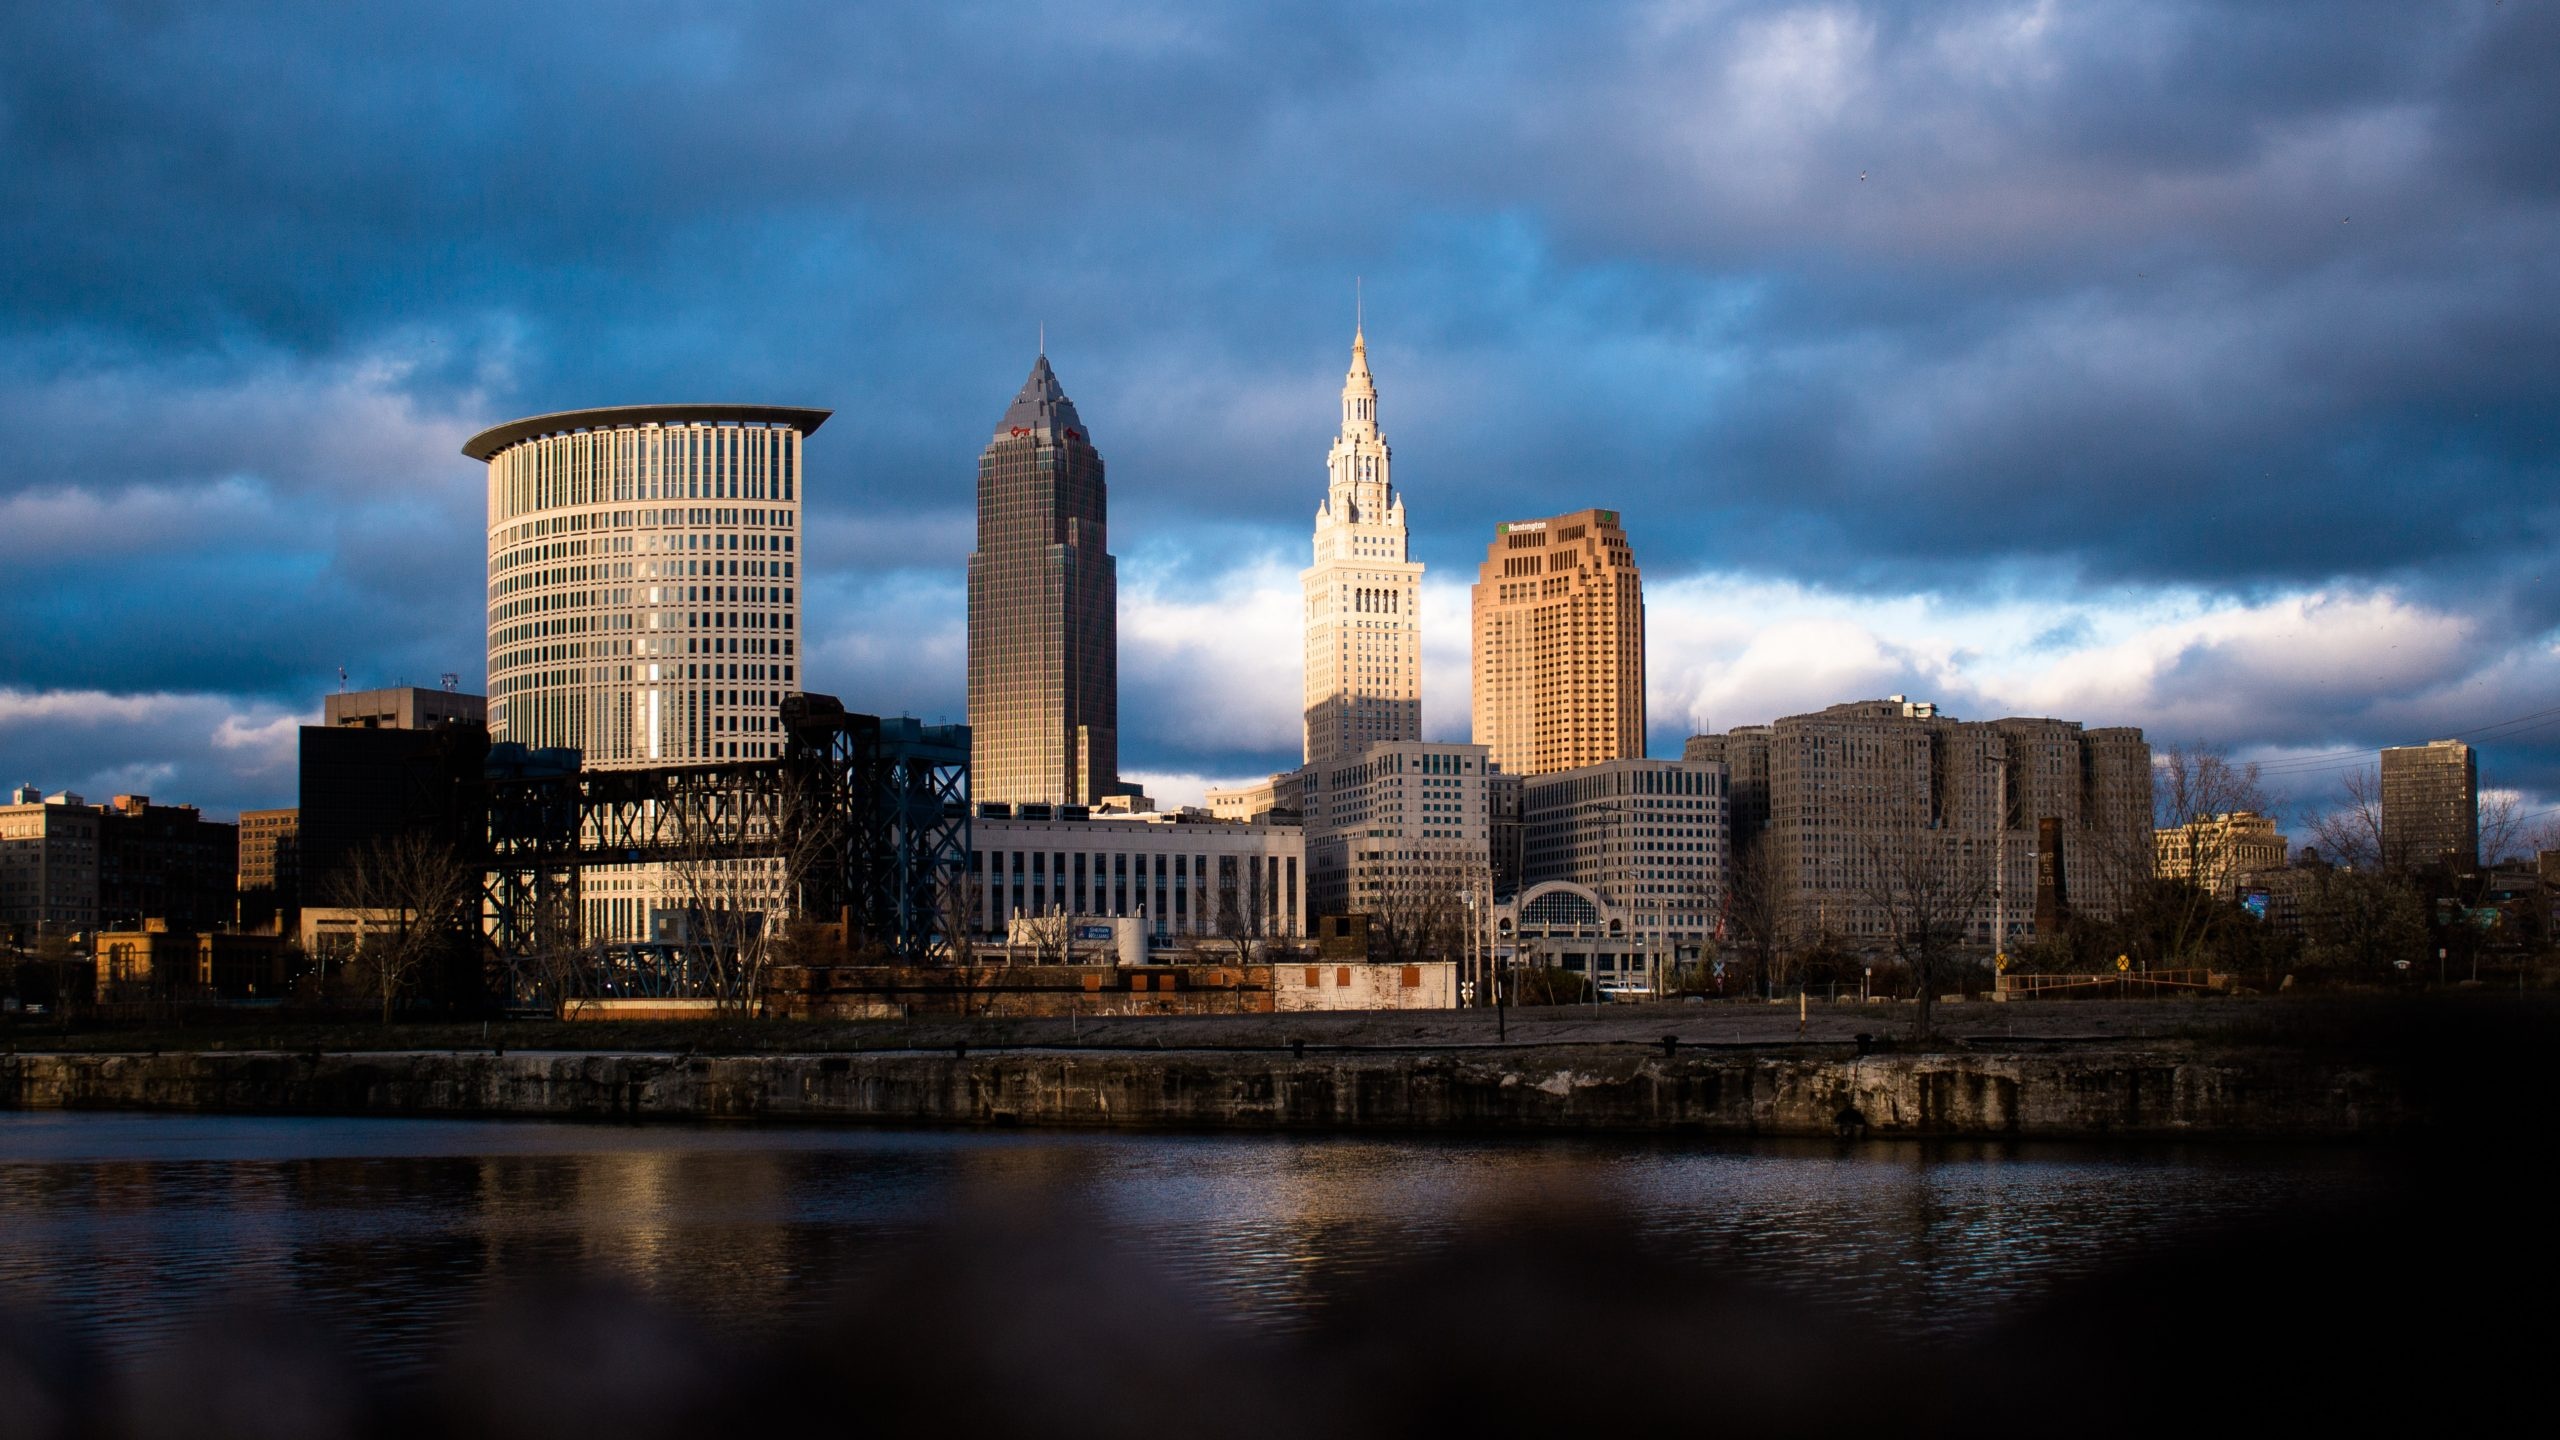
477 411 818 767
966 357 1119 805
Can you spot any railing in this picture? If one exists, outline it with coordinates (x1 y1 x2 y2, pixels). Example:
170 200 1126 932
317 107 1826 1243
1996 968 2219 998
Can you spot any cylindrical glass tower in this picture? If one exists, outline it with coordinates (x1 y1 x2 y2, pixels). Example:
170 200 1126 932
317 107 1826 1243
465 404 829 768
465 404 830 944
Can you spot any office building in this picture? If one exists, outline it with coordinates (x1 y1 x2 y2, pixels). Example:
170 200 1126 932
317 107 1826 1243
97 795 237 935
969 808 1305 949
466 403 824 941
1689 698 2152 946
1302 326 1422 769
325 687 487 731
2155 811 2290 895
236 808 299 934
2380 739 2479 873
1302 740 1494 923
1684 726 1772 851
1520 756 1728 949
297 718 489 955
2 788 238 942
466 403 821 766
1471 508 1645 776
967 355 1119 806
0 788 102 942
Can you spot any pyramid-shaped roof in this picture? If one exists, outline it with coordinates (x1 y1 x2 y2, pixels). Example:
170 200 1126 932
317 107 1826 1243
994 354 1086 442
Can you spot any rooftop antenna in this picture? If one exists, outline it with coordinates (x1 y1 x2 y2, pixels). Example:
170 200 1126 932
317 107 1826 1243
1355 276 1363 334
1038 320 1045 357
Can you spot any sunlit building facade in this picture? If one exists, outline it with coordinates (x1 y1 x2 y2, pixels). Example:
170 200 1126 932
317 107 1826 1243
1302 327 1422 770
967 356 1120 807
465 402 827 940
1471 508 1645 777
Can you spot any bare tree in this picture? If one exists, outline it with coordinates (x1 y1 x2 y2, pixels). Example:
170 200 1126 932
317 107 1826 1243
2478 789 2528 866
2306 768 2385 871
1370 880 1462 969
2153 742 2274 833
663 770 834 1017
1858 831 1995 1041
1721 838 1792 994
329 831 476 1024
1214 858 1270 965
1012 907 1073 966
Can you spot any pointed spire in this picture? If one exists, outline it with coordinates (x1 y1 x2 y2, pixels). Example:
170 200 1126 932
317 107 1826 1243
995 352 1085 441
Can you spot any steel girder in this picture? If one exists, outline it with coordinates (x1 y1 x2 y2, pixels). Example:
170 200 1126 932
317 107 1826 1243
481 694 971 992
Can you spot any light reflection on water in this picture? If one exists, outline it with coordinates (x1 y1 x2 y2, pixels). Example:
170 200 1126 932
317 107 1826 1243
0 1113 2374 1374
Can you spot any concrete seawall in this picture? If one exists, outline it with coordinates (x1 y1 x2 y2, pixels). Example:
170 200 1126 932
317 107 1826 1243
0 1043 2412 1138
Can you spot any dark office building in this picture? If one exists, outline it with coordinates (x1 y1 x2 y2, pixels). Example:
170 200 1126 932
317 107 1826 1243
2381 739 2479 873
297 723 489 913
97 796 238 934
966 353 1119 806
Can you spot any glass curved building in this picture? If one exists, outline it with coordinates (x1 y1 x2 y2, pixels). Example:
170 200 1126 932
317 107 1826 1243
464 403 829 768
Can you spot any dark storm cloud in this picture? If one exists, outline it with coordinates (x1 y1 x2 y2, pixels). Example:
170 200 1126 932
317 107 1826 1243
2 0 2556 800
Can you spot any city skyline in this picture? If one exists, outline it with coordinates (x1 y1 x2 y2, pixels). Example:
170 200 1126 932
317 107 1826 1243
4 2 2557 829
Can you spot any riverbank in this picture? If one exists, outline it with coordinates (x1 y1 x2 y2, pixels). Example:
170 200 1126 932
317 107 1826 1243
0 1036 2416 1138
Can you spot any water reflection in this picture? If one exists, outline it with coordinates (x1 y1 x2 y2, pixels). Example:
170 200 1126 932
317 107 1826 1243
0 1115 2374 1376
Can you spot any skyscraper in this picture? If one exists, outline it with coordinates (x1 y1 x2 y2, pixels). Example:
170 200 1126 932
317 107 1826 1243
466 403 822 767
1471 508 1646 777
967 354 1119 806
466 402 825 941
2380 739 2478 872
1302 326 1422 769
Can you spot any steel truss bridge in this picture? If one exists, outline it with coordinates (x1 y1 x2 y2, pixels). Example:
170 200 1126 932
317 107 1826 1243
480 694 968 1005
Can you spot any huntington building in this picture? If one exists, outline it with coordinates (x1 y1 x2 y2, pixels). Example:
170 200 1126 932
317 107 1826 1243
968 355 1120 807
465 402 825 941
1471 508 1645 777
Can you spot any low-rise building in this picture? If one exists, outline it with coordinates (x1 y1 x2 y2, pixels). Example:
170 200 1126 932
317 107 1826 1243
94 922 290 1001
969 806 1306 953
2157 811 2290 895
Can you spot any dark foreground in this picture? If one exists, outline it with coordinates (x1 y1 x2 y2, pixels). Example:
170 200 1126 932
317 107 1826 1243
0 1113 2531 1439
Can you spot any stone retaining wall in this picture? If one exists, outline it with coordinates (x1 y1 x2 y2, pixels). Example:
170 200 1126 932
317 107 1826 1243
0 1043 2411 1138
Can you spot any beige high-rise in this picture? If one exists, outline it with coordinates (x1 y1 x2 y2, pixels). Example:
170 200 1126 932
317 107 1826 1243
1470 508 1645 777
1302 327 1422 770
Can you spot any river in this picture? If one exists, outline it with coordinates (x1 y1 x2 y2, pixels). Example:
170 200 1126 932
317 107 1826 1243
0 1113 2379 1380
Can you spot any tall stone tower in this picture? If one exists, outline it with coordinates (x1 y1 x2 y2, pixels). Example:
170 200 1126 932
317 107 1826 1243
967 354 1119 806
1471 507 1646 776
1302 326 1423 769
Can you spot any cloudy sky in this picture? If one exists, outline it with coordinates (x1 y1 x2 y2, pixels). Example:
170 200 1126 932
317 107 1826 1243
3 0 2555 826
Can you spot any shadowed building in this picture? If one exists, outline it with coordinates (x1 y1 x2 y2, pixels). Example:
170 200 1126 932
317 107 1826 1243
968 354 1119 807
1471 508 1645 777
2380 739 2478 873
1302 326 1422 770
